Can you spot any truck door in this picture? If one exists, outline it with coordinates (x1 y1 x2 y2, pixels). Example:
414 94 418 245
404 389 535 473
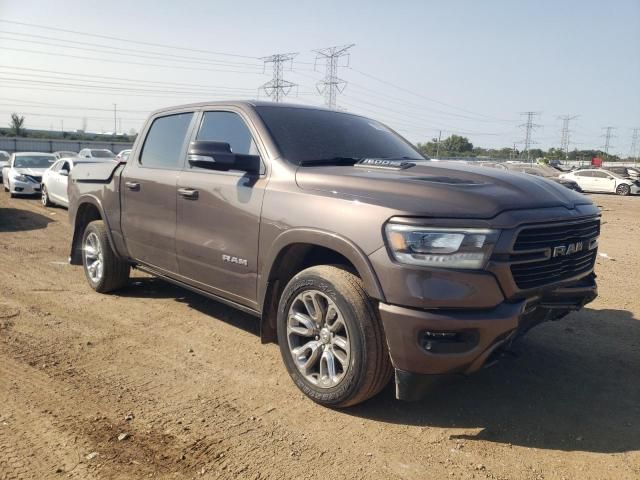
121 111 195 274
175 110 267 308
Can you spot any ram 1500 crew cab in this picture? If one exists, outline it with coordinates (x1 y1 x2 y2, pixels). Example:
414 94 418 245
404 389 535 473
68 101 599 407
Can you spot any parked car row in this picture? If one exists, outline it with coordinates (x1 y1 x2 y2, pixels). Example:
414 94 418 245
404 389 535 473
474 160 640 196
1 149 122 204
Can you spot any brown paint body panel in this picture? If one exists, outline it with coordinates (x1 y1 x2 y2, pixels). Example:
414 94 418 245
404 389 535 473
68 100 600 382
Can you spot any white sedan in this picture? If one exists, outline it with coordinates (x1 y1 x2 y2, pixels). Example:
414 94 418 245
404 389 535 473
2 152 55 197
560 168 640 196
41 157 106 207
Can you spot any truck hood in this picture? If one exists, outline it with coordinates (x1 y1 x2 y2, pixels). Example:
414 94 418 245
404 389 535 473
295 161 592 219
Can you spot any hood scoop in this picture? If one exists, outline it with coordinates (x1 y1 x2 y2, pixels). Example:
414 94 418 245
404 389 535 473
410 176 486 186
354 158 415 170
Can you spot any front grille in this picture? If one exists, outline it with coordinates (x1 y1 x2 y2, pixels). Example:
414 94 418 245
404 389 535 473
510 218 600 289
513 219 600 251
25 175 42 183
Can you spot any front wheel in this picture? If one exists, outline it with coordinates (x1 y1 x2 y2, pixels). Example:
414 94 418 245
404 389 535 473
277 265 392 408
82 220 130 293
616 184 631 196
41 185 52 207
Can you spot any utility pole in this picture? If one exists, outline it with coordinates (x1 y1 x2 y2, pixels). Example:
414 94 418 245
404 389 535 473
519 112 541 162
630 128 639 166
558 114 578 160
314 44 355 109
601 126 615 158
113 104 117 134
435 130 442 159
260 52 298 102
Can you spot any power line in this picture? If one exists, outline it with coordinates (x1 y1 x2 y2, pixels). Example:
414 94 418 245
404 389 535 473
0 18 260 59
0 33 264 69
347 67 514 122
314 44 355 109
0 76 260 97
558 114 579 159
518 112 541 161
0 66 259 93
2 47 266 75
260 53 298 102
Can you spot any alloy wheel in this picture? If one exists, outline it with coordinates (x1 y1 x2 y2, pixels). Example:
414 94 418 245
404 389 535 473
286 289 351 388
84 232 104 283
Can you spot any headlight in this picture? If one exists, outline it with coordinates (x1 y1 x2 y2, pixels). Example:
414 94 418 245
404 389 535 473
11 173 29 182
385 224 499 269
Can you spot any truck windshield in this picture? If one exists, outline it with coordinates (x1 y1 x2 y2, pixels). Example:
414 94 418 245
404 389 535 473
255 106 425 166
14 156 55 168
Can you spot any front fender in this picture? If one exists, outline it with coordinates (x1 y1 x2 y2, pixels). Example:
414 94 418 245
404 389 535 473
258 227 386 308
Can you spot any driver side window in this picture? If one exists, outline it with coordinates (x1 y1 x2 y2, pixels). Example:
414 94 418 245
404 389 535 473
196 111 259 156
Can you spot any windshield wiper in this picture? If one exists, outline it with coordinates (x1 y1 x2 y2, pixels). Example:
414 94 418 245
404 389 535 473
298 156 362 167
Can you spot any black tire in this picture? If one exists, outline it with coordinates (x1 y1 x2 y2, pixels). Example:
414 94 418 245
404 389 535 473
616 184 631 196
82 220 130 293
277 265 393 408
41 185 52 207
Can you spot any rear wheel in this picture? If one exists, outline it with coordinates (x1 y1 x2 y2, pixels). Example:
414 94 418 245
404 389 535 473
41 185 52 207
82 220 130 293
616 184 631 196
277 265 392 408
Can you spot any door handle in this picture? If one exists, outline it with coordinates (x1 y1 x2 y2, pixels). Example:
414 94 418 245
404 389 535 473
125 181 140 191
177 187 199 199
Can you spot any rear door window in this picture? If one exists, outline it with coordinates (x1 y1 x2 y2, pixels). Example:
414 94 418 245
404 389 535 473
140 112 194 169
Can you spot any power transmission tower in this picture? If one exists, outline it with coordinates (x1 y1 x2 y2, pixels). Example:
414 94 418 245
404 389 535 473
558 114 578 160
260 52 298 102
314 44 355 109
630 128 639 165
519 112 541 162
601 126 615 157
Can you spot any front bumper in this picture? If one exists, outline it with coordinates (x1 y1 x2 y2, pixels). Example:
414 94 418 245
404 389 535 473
379 275 597 400
10 180 41 194
631 184 640 195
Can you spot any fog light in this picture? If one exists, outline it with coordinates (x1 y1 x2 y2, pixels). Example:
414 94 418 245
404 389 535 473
419 330 479 354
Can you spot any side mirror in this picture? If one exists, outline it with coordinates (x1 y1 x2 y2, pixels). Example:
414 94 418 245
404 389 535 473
59 169 69 177
187 141 260 174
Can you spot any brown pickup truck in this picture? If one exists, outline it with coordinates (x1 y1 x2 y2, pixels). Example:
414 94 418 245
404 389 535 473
68 101 599 407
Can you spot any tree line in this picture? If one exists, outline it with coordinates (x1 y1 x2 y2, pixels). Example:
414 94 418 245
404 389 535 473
416 134 626 162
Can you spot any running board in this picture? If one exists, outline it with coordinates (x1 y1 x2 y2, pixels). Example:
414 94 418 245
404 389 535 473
134 263 261 318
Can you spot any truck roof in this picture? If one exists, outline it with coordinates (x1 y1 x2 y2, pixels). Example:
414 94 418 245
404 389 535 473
150 100 331 117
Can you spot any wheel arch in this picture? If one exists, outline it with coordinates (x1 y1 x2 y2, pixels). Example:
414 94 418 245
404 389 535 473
69 196 117 265
258 229 385 343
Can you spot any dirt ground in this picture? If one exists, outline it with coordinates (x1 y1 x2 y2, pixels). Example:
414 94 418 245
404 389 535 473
0 191 638 480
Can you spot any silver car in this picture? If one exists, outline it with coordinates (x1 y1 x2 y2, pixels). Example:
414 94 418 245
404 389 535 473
2 152 56 197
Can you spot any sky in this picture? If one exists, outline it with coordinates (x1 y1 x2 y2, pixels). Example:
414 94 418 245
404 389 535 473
0 0 638 155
